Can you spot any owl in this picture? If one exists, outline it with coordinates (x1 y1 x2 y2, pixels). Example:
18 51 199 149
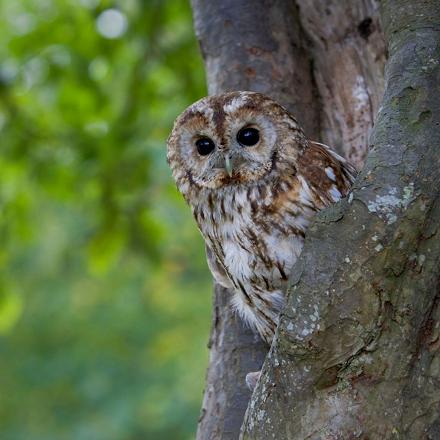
167 91 356 345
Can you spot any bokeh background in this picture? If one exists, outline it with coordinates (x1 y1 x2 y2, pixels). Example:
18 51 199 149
0 1 211 439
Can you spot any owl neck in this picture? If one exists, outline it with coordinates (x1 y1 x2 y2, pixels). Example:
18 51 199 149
188 173 296 236
190 184 253 223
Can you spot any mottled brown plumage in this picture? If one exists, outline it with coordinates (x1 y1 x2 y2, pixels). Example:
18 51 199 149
167 91 356 344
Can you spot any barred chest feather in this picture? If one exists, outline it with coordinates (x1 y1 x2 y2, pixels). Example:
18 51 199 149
192 175 319 343
167 91 357 345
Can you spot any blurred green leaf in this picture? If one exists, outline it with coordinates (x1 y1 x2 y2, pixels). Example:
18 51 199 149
0 0 209 439
0 290 23 334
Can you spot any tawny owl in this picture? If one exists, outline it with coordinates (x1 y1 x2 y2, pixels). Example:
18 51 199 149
167 91 356 345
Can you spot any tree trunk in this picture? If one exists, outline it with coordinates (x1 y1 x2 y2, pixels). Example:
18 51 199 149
190 0 388 438
242 0 440 438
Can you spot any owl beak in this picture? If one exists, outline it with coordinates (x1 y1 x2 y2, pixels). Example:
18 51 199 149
215 153 242 177
224 155 233 177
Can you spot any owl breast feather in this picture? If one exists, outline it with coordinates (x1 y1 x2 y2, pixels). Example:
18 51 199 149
193 177 317 343
190 142 356 343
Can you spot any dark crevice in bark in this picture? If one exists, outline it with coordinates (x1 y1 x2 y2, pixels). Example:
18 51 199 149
413 287 440 360
358 17 374 40
306 55 323 144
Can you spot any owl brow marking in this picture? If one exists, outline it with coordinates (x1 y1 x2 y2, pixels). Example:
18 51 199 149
211 100 227 142
179 109 209 127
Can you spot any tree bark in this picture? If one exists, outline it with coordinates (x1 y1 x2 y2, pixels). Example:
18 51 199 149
296 0 386 169
191 1 386 439
242 0 440 438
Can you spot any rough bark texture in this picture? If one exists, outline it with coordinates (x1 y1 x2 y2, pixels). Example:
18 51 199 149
198 286 267 440
191 1 386 439
297 0 386 169
242 0 440 438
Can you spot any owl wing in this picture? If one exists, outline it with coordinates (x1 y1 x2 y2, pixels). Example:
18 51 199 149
205 243 234 289
297 141 357 209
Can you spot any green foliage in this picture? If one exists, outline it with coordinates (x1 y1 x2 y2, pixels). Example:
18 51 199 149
0 1 209 439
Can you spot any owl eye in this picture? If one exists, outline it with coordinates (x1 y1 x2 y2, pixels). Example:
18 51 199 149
237 127 260 146
195 137 215 156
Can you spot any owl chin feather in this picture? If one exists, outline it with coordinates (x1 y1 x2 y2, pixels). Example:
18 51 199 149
167 91 357 350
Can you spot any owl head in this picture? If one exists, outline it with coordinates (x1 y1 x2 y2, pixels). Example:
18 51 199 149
167 91 306 200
